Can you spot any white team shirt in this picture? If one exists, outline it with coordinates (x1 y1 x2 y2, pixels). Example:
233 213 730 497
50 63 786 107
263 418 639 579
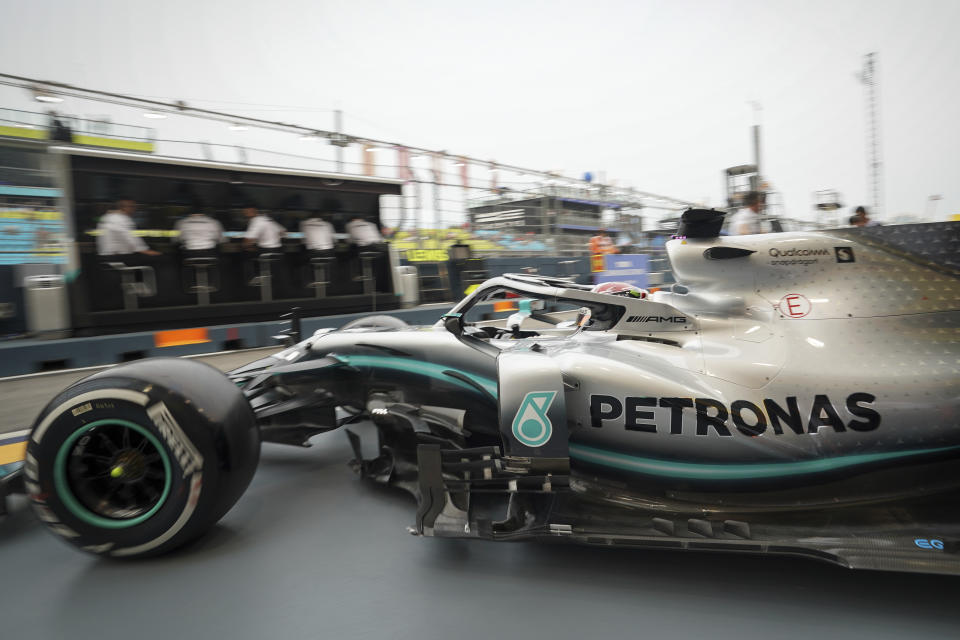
345 219 383 246
96 211 148 255
244 215 283 249
729 208 764 235
175 214 224 250
301 218 335 251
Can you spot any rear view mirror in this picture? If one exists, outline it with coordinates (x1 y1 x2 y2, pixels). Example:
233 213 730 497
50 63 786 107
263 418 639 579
575 307 592 328
506 312 526 333
442 313 464 337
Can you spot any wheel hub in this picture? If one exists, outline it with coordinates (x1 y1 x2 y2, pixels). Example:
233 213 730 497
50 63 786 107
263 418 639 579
61 421 171 522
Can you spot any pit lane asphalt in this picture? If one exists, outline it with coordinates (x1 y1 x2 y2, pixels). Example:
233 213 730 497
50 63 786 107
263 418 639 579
2 351 959 639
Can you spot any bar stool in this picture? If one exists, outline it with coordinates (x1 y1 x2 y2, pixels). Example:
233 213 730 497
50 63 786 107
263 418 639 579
357 250 380 310
308 255 335 298
101 262 156 310
250 252 283 302
184 256 218 305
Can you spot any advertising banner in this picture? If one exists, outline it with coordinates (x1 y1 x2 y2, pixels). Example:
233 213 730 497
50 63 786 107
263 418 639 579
0 208 67 265
397 146 413 182
589 254 605 272
362 146 375 176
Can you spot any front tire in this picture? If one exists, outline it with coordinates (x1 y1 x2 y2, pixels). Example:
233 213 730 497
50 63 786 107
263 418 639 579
26 358 259 558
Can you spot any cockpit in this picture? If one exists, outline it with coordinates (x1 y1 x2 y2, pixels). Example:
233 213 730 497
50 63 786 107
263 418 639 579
441 274 629 341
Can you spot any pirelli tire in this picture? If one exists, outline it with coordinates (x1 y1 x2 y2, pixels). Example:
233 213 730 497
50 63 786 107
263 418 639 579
25 358 260 558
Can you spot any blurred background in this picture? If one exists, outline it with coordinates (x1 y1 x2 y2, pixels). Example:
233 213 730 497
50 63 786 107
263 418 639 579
0 0 957 350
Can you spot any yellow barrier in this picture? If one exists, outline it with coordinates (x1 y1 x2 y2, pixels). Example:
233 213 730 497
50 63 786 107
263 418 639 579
72 134 154 153
406 249 449 262
0 440 26 466
0 125 48 140
85 229 179 237
0 210 61 220
392 232 503 254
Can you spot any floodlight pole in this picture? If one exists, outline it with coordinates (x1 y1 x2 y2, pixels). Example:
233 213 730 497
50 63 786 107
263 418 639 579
859 53 883 219
334 109 344 172
749 101 762 190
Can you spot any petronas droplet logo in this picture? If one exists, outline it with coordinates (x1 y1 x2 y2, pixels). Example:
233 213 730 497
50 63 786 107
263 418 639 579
511 391 557 447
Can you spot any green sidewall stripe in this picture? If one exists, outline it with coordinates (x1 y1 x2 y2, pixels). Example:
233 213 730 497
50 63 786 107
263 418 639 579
54 419 173 529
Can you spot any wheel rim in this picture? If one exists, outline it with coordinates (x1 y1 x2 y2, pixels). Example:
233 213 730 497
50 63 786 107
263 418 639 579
54 419 173 529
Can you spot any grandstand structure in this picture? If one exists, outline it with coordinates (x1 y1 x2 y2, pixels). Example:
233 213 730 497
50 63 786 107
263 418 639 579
465 185 645 256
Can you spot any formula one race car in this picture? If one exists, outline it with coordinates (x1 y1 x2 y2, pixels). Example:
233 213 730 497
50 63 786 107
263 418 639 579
4 212 959 574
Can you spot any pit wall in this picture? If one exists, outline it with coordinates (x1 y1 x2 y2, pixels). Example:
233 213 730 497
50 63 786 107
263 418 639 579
0 305 448 378
0 254 657 377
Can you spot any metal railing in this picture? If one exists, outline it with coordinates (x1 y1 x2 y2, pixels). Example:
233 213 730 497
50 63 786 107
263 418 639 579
0 106 697 261
0 108 48 130
66 115 155 143
0 107 155 145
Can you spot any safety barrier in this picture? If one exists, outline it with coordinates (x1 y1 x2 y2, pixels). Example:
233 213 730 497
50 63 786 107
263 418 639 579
0 304 450 378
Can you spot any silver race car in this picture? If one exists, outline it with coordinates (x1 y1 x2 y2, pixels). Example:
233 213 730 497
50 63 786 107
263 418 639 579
9 212 960 574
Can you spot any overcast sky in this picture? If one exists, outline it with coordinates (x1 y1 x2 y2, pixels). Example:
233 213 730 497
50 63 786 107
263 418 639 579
1 0 957 223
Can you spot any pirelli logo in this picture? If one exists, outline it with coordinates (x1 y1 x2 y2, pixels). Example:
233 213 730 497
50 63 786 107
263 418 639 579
147 402 204 477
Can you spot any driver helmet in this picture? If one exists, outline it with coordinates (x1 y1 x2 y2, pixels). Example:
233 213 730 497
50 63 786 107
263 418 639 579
591 281 648 299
